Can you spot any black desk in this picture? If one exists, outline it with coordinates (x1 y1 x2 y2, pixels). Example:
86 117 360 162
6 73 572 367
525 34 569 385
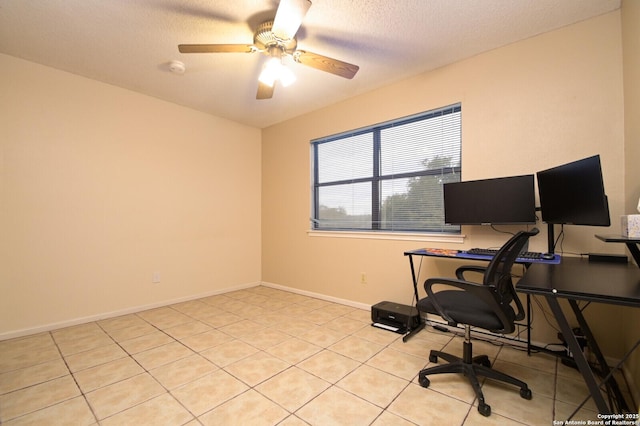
517 257 640 414
595 234 640 266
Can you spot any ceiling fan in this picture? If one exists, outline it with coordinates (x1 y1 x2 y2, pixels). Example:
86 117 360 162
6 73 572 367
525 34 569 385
178 0 359 100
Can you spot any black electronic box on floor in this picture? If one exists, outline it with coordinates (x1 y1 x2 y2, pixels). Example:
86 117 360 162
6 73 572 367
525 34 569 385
371 301 421 334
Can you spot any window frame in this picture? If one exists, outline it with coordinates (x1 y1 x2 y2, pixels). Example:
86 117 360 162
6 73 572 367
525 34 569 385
311 103 462 235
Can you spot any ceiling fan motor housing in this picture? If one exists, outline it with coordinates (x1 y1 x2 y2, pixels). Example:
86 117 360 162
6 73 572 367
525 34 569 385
254 21 297 54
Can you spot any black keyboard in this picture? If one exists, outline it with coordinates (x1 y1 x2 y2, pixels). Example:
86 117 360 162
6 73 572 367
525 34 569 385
466 248 543 260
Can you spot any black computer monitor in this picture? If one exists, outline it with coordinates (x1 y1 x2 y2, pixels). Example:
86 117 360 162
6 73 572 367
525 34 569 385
536 155 610 226
443 174 536 225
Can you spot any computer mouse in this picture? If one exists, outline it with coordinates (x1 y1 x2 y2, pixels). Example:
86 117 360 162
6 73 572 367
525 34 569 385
542 253 555 260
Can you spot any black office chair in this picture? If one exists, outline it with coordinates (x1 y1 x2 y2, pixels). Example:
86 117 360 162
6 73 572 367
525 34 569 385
416 228 539 417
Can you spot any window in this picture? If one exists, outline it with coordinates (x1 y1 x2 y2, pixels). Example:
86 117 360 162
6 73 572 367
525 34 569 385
311 104 461 233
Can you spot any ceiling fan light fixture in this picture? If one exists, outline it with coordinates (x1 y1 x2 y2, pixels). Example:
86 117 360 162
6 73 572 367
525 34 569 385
258 57 296 87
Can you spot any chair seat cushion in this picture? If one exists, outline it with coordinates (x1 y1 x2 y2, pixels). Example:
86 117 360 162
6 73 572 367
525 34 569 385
417 290 514 332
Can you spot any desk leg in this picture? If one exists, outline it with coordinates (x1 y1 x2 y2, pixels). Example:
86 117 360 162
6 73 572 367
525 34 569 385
403 254 425 342
568 300 629 412
545 296 611 414
626 242 640 266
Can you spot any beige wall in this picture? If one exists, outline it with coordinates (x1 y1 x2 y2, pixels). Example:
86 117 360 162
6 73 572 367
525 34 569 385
622 0 640 401
0 54 262 338
263 11 629 354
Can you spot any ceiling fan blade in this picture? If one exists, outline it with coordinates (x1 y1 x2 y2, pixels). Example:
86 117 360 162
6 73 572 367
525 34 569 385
272 0 311 40
178 44 256 53
256 81 275 100
293 50 359 79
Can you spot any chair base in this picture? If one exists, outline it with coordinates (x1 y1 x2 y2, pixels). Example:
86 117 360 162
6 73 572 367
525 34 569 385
418 341 532 417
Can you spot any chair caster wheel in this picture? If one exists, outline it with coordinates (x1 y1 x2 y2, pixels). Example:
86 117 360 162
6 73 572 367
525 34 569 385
418 374 430 388
478 403 491 417
520 388 532 400
479 358 491 368
429 354 438 363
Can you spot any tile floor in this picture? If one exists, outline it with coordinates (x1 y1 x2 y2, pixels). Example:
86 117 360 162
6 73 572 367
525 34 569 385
0 286 633 425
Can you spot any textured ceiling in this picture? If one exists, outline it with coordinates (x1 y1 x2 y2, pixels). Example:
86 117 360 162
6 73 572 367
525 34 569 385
0 0 620 128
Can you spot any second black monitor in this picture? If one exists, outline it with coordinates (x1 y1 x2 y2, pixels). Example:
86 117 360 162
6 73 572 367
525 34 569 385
444 174 536 225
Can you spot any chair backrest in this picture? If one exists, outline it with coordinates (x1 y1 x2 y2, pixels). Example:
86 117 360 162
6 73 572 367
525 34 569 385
483 228 540 303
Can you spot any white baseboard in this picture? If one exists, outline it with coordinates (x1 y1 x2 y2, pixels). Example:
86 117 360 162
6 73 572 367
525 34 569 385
260 281 372 311
0 281 261 341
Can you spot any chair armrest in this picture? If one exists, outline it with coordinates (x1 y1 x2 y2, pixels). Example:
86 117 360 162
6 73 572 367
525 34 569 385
455 265 487 281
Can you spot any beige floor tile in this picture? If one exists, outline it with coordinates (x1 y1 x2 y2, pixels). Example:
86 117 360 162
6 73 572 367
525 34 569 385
85 373 165 420
218 319 267 338
366 347 428 381
199 389 289 426
180 328 234 352
498 345 557 375
163 320 212 340
118 330 174 354
490 359 555 399
298 350 361 383
555 374 598 411
418 368 480 405
479 380 554 424
171 370 248 416
265 337 322 364
97 314 148 334
224 352 290 387
296 386 382 426
387 383 471 425
304 308 340 325
51 322 104 343
554 399 600 422
137 307 192 330
150 354 218 390
54 331 114 357
371 411 417 426
0 359 69 394
200 339 259 367
200 312 244 328
170 300 217 317
63 343 128 373
354 326 403 346
199 294 234 308
0 345 61 374
0 334 55 361
337 364 409 408
73 357 143 393
276 319 320 337
255 366 330 412
298 327 350 347
250 312 293 327
100 393 194 426
105 322 157 342
324 316 368 334
463 408 528 425
0 375 81 422
2 395 95 426
329 335 385 363
344 308 371 322
276 415 310 426
132 341 193 370
239 328 291 350
388 336 441 360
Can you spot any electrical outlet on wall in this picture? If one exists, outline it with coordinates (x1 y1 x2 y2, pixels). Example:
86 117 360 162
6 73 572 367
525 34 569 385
360 273 367 284
152 272 161 284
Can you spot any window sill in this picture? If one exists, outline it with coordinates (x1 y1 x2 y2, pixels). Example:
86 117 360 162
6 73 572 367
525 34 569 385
307 230 465 244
